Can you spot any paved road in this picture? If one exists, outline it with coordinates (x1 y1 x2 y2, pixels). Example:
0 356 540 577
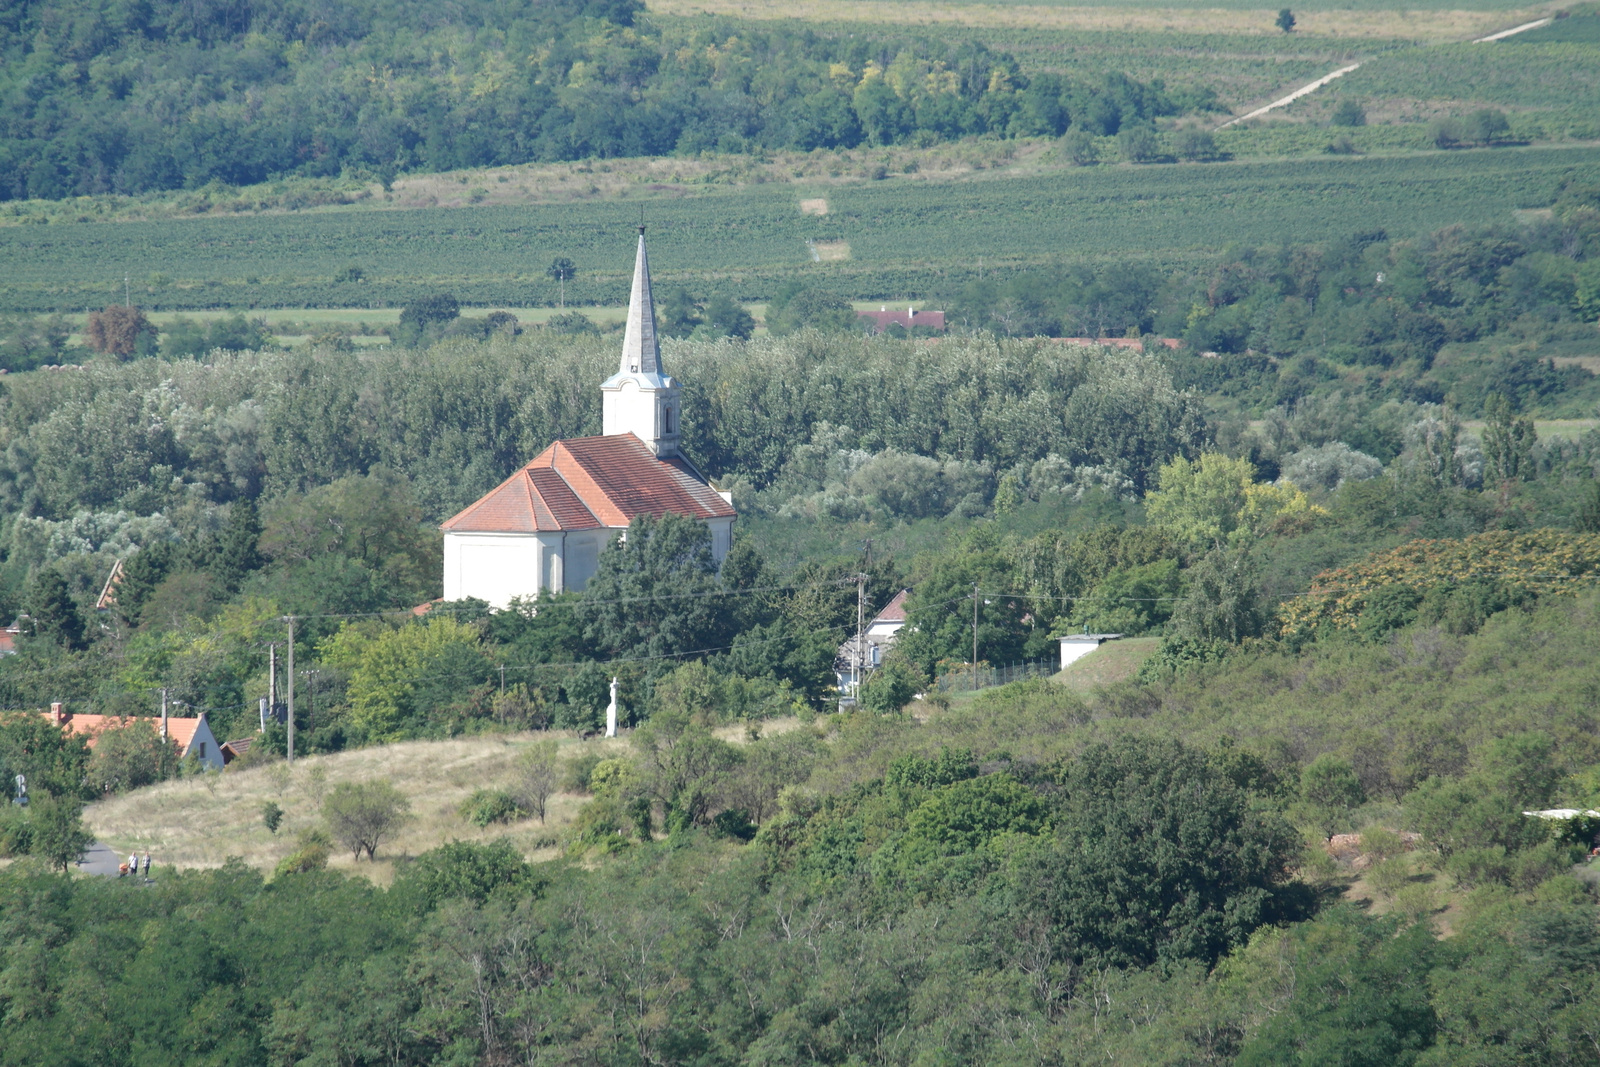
76 842 129 876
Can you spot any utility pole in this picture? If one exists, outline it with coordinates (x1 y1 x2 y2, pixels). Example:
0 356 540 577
285 616 295 765
268 644 277 709
160 687 168 741
972 582 980 691
499 664 506 695
855 573 866 703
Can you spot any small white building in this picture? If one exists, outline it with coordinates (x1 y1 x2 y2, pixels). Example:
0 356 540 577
836 589 911 696
440 229 736 608
1059 632 1123 670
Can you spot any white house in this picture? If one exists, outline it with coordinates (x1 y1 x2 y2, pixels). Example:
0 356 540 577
836 589 911 696
440 229 736 608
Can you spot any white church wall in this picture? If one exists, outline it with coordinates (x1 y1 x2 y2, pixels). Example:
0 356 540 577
444 531 552 608
708 517 734 562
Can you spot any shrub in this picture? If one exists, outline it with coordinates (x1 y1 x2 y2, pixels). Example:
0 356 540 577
459 788 525 827
274 828 331 877
261 801 284 834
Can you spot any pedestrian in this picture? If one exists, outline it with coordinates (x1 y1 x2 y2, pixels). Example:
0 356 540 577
142 851 151 878
128 851 138 877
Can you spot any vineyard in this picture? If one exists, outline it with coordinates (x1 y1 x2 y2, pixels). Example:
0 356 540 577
3 145 1595 312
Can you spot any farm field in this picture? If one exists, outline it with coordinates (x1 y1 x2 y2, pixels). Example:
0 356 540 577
4 145 1595 312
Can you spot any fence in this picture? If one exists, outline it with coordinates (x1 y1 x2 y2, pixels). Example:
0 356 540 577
932 657 1057 695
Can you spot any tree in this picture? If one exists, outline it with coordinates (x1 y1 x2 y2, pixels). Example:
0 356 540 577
1027 737 1305 969
1176 128 1218 162
87 721 181 793
859 653 923 712
25 569 87 650
322 780 412 861
262 800 284 833
85 305 156 358
1481 392 1535 484
397 294 460 343
764 286 860 335
214 498 264 591
575 513 731 659
1168 548 1266 643
513 741 561 823
1331 98 1366 127
1465 108 1511 145
702 294 755 339
1063 127 1098 166
1298 754 1366 839
547 257 577 308
28 793 92 872
1118 124 1161 163
1276 7 1296 31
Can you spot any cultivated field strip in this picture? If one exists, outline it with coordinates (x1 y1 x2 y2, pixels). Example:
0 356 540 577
4 146 1596 311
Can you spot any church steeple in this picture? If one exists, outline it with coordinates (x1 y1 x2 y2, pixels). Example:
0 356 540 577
619 226 661 376
602 228 681 458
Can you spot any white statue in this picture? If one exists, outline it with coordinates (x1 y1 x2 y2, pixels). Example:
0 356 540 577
605 677 619 738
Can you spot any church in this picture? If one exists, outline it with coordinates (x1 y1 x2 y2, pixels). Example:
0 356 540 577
440 229 736 608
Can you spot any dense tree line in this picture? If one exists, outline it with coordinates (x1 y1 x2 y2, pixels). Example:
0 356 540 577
0 0 1213 201
947 187 1600 414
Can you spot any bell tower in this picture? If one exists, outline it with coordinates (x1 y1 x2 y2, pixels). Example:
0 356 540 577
601 227 681 459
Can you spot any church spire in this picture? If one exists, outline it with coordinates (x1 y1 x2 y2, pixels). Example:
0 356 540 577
601 227 681 458
619 226 661 377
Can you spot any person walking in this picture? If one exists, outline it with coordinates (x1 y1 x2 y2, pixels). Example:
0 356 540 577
141 851 151 878
128 851 138 878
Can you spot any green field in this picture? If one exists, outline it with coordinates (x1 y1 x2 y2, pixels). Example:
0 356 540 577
5 145 1595 312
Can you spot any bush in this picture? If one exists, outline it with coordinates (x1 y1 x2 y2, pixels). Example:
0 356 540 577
0 804 33 857
459 788 525 827
261 801 284 834
274 828 331 877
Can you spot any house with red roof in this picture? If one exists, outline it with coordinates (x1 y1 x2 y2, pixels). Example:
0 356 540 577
46 701 224 771
836 589 912 699
440 230 736 607
858 307 945 334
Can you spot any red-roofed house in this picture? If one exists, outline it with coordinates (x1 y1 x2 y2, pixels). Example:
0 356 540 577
858 307 945 334
46 702 224 770
836 589 912 698
441 230 736 607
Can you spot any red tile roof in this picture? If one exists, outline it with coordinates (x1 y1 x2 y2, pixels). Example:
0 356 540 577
873 589 911 625
859 308 946 334
46 710 202 754
442 434 734 535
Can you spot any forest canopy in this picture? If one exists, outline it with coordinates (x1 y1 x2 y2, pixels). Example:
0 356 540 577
0 0 1213 200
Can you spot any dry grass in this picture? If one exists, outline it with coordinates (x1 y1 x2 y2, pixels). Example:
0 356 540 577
809 239 852 261
1459 417 1600 441
84 719 804 884
799 197 829 215
1053 636 1160 694
648 0 1540 41
84 732 631 885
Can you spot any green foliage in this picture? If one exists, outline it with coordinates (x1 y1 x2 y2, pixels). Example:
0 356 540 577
86 720 181 794
459 788 525 827
886 747 979 790
858 653 923 712
392 839 540 910
26 792 91 872
1331 98 1367 127
320 616 492 741
1276 8 1297 32
321 779 411 861
765 286 861 336
1297 753 1367 839
1067 557 1181 635
261 800 284 834
273 827 332 877
0 7 1201 202
0 712 91 801
575 513 730 660
23 569 86 650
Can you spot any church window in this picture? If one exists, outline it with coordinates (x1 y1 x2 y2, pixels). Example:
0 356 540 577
663 405 674 434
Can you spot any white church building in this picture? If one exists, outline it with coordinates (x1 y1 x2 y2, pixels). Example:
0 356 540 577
440 229 736 607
